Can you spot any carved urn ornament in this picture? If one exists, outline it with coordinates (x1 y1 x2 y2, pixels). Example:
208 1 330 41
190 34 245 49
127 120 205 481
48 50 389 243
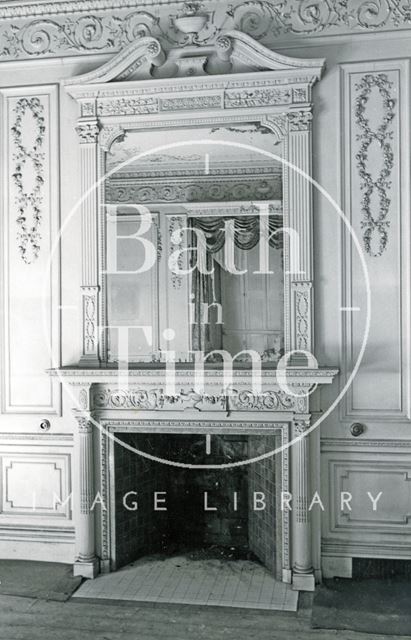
173 2 209 41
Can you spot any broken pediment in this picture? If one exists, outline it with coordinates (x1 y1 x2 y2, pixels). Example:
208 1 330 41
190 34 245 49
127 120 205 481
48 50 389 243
64 30 325 86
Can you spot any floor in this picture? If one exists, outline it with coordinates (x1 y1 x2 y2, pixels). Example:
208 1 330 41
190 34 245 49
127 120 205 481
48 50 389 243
74 554 298 611
1 592 410 640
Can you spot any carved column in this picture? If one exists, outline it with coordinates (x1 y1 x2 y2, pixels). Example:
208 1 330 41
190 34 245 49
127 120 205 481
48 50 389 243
286 109 314 359
291 417 314 591
76 119 100 366
73 414 99 578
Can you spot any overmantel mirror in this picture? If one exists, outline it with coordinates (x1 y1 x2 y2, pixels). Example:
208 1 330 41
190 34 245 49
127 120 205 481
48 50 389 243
58 28 338 588
65 30 325 369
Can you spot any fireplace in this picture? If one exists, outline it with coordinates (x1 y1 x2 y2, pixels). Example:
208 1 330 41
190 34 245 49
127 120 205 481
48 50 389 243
112 433 280 577
95 417 291 581
50 368 338 591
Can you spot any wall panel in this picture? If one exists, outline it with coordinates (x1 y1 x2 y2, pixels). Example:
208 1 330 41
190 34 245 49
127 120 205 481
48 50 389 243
340 60 410 422
0 85 60 414
322 439 411 559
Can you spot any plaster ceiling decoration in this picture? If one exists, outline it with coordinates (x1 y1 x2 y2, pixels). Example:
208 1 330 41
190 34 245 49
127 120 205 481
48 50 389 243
0 1 409 62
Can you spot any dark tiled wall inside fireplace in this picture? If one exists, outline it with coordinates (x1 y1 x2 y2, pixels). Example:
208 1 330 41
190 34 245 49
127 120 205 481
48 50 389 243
166 434 249 552
248 435 278 575
114 434 169 568
114 433 278 573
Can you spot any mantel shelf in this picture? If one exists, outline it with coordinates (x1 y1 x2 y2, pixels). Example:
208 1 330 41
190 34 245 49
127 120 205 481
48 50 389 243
48 365 338 386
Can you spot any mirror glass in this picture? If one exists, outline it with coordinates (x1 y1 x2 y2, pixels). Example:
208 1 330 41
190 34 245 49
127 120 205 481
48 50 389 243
104 125 284 366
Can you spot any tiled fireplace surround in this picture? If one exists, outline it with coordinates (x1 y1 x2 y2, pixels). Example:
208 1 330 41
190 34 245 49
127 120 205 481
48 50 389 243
54 367 337 592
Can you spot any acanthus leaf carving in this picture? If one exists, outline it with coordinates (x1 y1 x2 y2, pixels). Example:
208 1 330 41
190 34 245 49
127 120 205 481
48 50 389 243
76 120 99 143
0 2 409 63
287 109 313 131
91 385 305 412
105 175 281 205
98 124 125 152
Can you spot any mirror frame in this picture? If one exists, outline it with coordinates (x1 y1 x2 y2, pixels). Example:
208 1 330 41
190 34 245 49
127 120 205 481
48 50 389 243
65 31 325 367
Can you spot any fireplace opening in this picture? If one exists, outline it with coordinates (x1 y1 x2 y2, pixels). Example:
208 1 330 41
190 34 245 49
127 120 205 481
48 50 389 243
113 433 281 578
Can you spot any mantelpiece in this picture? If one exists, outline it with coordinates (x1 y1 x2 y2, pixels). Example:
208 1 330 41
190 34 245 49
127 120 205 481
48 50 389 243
54 29 338 590
52 364 337 587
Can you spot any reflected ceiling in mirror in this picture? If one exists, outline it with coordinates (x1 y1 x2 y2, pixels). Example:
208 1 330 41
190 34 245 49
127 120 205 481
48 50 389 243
105 125 283 205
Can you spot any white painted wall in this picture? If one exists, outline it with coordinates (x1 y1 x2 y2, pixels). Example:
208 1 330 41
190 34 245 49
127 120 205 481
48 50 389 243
0 6 409 571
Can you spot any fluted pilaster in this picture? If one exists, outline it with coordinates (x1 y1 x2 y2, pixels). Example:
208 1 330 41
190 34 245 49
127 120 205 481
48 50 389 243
291 417 314 591
74 414 99 578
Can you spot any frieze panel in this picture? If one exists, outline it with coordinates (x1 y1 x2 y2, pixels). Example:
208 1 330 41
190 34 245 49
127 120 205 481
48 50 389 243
105 176 281 204
0 1 411 62
98 96 159 116
224 87 292 109
91 386 309 413
94 87 307 118
159 94 222 111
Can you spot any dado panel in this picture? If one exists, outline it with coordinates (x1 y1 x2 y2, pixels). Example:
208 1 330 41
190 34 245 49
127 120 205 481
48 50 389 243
0 85 60 414
321 439 411 559
0 435 73 525
340 60 411 423
2 456 71 519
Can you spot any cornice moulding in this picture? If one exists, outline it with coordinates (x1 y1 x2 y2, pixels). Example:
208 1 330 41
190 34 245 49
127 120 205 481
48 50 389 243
0 0 175 20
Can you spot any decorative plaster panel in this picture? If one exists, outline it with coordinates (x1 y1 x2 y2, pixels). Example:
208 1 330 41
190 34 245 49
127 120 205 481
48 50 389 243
1 85 61 414
91 385 309 413
340 60 410 422
0 1 411 62
105 174 282 204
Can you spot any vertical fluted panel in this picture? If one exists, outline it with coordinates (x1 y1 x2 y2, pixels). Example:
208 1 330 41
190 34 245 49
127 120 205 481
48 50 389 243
76 416 96 563
288 130 312 282
80 143 98 285
292 420 312 576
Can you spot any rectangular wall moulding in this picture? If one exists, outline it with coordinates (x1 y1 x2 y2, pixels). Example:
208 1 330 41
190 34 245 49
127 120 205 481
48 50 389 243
321 439 411 560
340 60 410 422
1 85 60 414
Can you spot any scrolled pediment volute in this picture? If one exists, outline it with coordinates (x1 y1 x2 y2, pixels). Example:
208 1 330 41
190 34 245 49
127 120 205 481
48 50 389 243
64 30 324 92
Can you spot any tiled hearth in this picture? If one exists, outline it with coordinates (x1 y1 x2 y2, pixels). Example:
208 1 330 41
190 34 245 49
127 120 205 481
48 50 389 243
74 554 298 611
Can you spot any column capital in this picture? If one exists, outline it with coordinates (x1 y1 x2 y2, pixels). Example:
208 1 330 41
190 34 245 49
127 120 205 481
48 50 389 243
76 120 99 144
287 109 313 131
74 414 93 434
292 417 311 437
